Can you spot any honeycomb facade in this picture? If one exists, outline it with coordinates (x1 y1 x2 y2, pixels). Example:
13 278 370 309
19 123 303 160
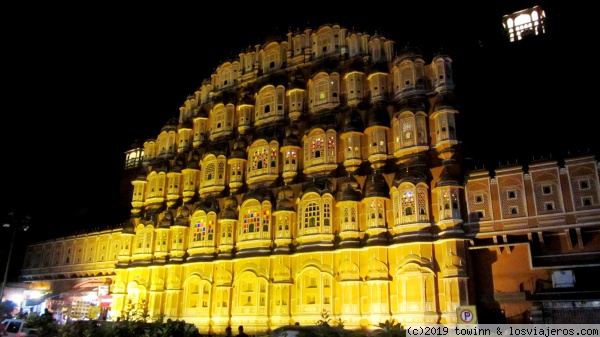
20 23 600 331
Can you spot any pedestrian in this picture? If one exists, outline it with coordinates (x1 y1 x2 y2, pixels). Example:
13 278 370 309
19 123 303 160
225 326 233 337
237 325 248 337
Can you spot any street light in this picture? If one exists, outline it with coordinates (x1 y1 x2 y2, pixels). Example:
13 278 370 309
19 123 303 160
1 212 30 302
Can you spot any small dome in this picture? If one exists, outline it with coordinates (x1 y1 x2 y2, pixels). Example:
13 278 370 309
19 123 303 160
221 207 237 220
223 194 239 209
159 211 174 229
195 105 209 118
186 149 201 169
303 176 334 195
170 153 186 173
397 43 423 62
343 108 365 133
363 171 389 198
338 175 362 202
393 165 428 187
366 104 390 128
434 92 456 111
121 218 136 234
283 123 301 147
231 136 248 159
161 117 179 133
220 195 239 219
436 164 461 187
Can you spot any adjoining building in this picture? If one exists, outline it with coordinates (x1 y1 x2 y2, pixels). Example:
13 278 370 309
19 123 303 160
17 7 600 334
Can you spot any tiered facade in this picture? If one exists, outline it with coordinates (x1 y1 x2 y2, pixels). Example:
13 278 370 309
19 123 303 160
20 22 600 331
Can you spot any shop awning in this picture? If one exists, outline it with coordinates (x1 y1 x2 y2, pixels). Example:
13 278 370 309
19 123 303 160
24 293 58 307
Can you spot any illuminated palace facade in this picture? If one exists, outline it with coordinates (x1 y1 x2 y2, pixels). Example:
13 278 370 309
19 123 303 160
21 22 600 331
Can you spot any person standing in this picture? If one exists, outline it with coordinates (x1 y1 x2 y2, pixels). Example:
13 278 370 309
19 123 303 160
237 325 248 337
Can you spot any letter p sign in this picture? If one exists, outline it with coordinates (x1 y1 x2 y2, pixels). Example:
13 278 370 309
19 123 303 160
456 305 478 324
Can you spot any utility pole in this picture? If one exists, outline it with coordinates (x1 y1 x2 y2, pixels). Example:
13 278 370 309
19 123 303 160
1 212 30 302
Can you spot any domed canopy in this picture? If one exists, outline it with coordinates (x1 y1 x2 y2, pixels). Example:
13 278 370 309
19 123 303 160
366 104 390 128
434 91 456 111
159 211 174 229
392 165 429 187
283 123 301 147
436 164 462 187
161 117 179 133
276 186 296 212
231 136 248 159
363 171 389 198
338 175 362 202
343 108 365 133
397 43 423 62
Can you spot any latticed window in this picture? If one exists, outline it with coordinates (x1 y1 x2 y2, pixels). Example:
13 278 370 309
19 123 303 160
218 161 225 180
270 147 278 167
416 114 427 145
265 49 279 70
341 206 358 231
311 138 324 159
304 129 337 168
304 202 320 228
276 214 290 238
172 229 184 249
239 105 252 127
327 135 335 158
370 74 387 99
213 105 226 131
288 90 304 115
369 129 386 154
345 134 361 160
535 182 562 213
401 116 415 148
323 199 332 227
417 187 428 220
157 232 168 251
204 163 215 183
400 61 414 89
243 208 261 233
346 72 363 103
467 187 491 222
499 184 524 218
284 149 297 171
231 162 242 178
144 230 152 252
262 207 270 232
368 200 385 227
220 222 233 243
184 171 197 192
252 147 269 170
439 188 461 220
315 78 329 105
402 189 416 223
193 219 206 242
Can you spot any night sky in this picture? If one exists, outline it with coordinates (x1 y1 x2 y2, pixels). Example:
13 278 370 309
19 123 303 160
2 1 594 254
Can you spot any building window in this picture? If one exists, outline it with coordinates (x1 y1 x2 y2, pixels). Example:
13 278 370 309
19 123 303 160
510 207 518 214
507 190 516 199
542 185 552 194
579 180 590 190
477 211 484 218
582 197 592 206
545 202 554 210
475 194 483 203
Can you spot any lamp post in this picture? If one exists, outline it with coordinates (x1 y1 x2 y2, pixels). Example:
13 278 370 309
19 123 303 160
1 212 30 302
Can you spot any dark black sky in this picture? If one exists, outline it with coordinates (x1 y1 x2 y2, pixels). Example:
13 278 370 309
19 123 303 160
2 1 594 245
